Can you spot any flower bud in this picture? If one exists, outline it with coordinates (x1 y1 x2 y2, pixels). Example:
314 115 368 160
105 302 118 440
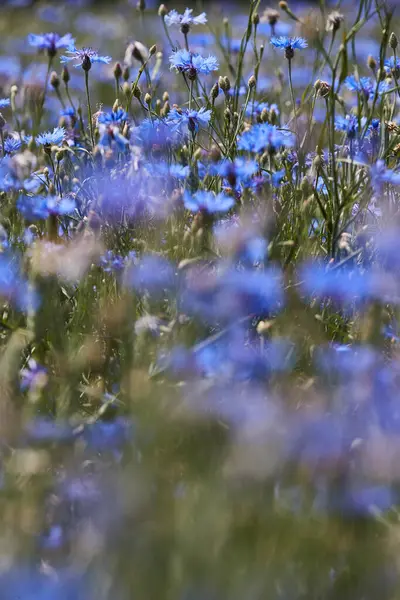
122 66 130 81
279 1 288 10
158 4 168 17
61 66 70 84
162 91 169 102
132 84 141 99
210 82 219 101
113 62 122 79
82 54 91 71
50 71 60 89
248 75 256 89
390 32 398 50
252 12 260 26
137 0 146 10
0 113 6 129
144 92 152 105
149 44 157 56
367 55 377 71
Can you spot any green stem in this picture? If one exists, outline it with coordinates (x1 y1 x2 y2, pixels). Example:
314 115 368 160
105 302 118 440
84 69 94 147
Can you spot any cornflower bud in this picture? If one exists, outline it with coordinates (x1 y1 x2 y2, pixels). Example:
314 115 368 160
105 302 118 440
248 75 257 89
132 85 141 99
123 82 131 97
113 62 122 79
144 92 152 105
122 66 130 81
279 1 288 10
137 0 146 10
162 91 169 102
50 71 60 90
149 44 157 57
210 82 219 101
269 106 278 124
367 55 377 71
0 113 6 130
260 108 269 122
252 13 260 26
390 32 398 50
155 99 161 112
158 4 168 17
112 99 120 112
314 79 331 98
61 66 70 84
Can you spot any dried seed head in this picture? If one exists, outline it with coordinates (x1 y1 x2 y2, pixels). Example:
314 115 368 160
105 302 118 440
367 55 377 71
326 10 344 32
262 8 280 26
248 75 257 89
50 71 60 89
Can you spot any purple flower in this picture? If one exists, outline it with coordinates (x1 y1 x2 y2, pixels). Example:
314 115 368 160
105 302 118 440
4 135 22 154
183 190 234 213
28 32 75 56
166 107 211 133
60 46 111 69
370 159 400 193
169 49 218 78
0 98 10 109
165 8 207 27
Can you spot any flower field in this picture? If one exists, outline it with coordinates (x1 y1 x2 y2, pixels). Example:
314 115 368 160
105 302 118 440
1 0 400 597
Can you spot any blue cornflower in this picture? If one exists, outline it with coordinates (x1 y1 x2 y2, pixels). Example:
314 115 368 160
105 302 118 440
0 253 37 311
4 135 22 154
0 98 10 109
100 250 125 273
149 161 190 178
97 108 127 125
270 36 308 59
60 46 111 70
165 8 207 28
17 194 76 220
344 75 388 99
237 123 295 153
370 159 400 193
184 190 234 213
131 117 179 149
169 49 219 78
215 157 259 186
384 56 400 76
20 359 47 391
28 32 75 57
166 107 211 134
334 114 363 140
36 126 66 146
98 124 129 152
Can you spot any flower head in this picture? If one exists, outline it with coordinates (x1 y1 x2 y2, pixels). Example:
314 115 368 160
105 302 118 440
344 75 388 99
270 36 308 59
165 8 207 30
237 123 294 153
36 126 66 146
28 32 75 57
97 108 127 125
61 46 111 70
17 194 76 220
167 107 211 134
98 124 129 151
184 190 235 213
0 98 10 109
169 49 218 79
334 114 365 141
4 135 22 155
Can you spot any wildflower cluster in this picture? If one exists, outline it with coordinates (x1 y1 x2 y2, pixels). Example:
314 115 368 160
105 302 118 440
1 0 400 598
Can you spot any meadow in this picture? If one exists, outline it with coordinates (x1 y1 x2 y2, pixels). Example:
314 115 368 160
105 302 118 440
0 0 400 598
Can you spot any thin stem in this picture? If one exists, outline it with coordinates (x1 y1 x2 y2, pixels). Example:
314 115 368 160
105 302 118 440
84 69 94 147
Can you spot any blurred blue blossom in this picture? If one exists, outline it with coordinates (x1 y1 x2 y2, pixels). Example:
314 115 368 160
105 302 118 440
17 194 76 220
28 32 75 56
183 190 234 213
237 123 294 152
